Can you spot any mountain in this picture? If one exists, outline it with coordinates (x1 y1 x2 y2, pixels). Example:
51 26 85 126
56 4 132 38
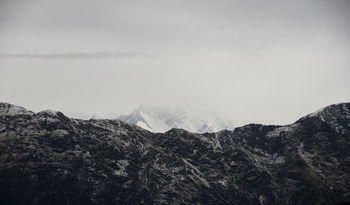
117 105 235 133
0 102 350 205
90 114 106 120
0 102 33 116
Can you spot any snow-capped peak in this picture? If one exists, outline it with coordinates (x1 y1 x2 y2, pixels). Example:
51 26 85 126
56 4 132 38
118 105 234 133
0 102 34 116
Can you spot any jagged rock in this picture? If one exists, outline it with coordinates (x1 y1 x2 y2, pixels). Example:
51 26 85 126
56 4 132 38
0 102 349 205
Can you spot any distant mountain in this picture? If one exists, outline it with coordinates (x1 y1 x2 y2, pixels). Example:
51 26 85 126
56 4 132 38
118 105 235 133
1 102 350 205
90 114 106 120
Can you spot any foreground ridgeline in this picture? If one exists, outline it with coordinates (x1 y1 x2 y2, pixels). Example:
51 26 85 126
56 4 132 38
0 102 350 205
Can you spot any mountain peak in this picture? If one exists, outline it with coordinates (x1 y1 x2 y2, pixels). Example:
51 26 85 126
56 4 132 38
298 103 350 123
118 105 234 133
306 103 350 118
0 102 34 116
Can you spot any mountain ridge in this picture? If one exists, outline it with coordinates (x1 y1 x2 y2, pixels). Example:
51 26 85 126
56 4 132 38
0 102 350 204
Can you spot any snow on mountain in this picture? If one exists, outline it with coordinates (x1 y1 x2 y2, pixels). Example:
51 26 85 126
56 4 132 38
90 114 106 120
118 105 234 133
1 102 350 204
0 102 34 116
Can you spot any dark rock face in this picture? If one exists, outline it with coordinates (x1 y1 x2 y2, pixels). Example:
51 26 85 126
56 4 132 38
0 102 349 205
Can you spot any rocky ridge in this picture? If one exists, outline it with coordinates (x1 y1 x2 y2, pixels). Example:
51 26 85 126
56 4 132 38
0 102 349 205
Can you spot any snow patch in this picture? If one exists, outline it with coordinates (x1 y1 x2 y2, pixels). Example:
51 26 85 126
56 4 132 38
309 107 326 117
298 143 313 163
259 195 266 205
266 124 298 138
114 160 129 177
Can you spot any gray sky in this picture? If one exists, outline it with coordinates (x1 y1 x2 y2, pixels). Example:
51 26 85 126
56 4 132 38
0 0 349 126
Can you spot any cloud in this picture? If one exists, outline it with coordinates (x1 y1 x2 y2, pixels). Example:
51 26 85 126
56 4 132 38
0 51 137 60
0 1 349 126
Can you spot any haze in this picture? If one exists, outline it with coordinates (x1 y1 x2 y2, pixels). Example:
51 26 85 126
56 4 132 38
0 0 349 126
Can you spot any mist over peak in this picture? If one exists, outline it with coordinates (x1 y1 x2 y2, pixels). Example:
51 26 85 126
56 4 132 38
118 105 235 133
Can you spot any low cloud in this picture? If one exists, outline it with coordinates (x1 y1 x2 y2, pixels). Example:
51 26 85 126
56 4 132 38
0 51 137 60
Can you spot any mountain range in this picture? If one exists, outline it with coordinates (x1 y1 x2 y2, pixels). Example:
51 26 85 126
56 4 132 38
117 105 235 133
0 102 350 205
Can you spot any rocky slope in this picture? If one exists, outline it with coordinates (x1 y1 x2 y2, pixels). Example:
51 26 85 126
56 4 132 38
0 102 349 205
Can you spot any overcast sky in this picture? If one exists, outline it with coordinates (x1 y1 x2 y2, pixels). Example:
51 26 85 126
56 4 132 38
0 0 349 126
